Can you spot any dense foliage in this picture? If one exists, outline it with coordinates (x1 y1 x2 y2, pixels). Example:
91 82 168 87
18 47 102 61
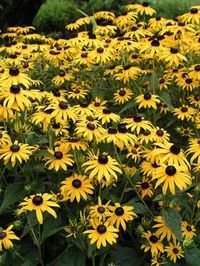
0 2 200 266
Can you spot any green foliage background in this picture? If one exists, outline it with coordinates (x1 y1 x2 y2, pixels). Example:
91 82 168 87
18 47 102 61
32 0 200 33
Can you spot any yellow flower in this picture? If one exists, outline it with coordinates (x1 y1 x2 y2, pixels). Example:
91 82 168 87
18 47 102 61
181 221 196 239
107 203 136 230
84 219 119 249
44 144 74 172
82 152 122 182
18 193 60 224
152 164 191 195
114 88 133 104
0 225 19 252
141 231 164 256
153 216 176 241
165 241 184 263
135 92 160 109
0 140 34 167
136 176 154 198
60 173 94 202
89 197 111 222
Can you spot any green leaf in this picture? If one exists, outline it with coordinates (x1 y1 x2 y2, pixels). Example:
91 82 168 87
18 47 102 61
133 202 149 215
185 248 200 266
162 207 182 242
0 183 25 213
150 72 159 91
118 100 136 114
159 91 173 111
35 149 55 158
111 245 142 266
41 214 63 243
52 247 86 266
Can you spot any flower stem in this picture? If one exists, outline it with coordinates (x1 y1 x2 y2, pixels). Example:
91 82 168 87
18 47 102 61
27 217 44 266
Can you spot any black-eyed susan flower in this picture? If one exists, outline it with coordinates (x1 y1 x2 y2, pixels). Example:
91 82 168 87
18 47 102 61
89 197 111 222
181 221 196 239
0 66 33 87
165 241 184 263
96 108 120 125
0 225 19 252
153 216 176 241
188 95 200 108
128 2 156 16
152 164 191 195
136 177 154 198
107 203 136 230
151 253 166 266
75 120 106 142
114 88 133 104
0 140 34 167
189 64 200 80
44 144 74 172
114 65 141 83
82 151 122 182
139 129 157 144
179 7 200 24
64 136 88 151
153 127 170 143
140 160 160 179
135 92 160 109
60 173 94 202
18 193 60 224
186 138 200 165
141 231 164 256
173 105 195 121
0 129 11 146
123 114 153 135
0 84 33 111
84 219 119 249
160 47 187 67
31 105 54 131
48 100 77 123
150 142 190 168
176 76 199 91
126 143 144 163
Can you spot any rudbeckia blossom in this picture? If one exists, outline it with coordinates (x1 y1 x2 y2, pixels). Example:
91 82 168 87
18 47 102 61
0 225 19 252
141 231 164 255
107 203 136 230
18 193 60 224
136 176 154 198
135 92 160 109
152 164 192 195
153 216 176 241
84 219 119 249
165 242 184 263
82 152 122 182
0 140 34 167
181 221 196 239
60 173 94 202
89 197 111 222
44 144 74 171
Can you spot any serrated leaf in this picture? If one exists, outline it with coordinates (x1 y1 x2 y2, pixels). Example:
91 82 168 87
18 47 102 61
185 248 200 266
159 91 173 111
52 247 86 266
0 183 25 213
162 207 182 242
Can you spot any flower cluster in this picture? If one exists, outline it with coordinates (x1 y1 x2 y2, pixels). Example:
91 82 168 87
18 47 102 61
0 2 200 265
